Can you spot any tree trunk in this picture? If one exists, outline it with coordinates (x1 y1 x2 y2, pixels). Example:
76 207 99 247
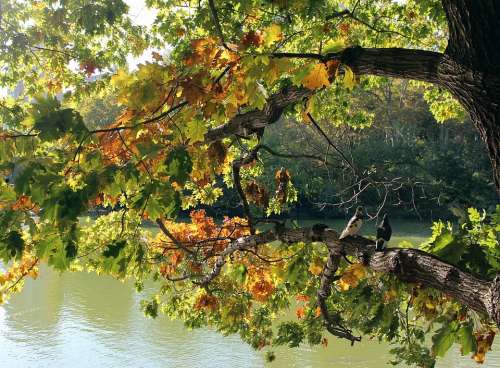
441 0 500 193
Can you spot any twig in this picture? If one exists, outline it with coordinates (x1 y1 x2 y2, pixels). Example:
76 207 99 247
307 112 356 174
156 218 195 255
208 0 234 51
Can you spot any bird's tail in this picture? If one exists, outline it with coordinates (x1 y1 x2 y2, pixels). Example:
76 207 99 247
375 239 385 251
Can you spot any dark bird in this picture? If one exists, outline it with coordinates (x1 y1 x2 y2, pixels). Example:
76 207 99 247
375 213 392 251
339 206 364 239
311 223 329 241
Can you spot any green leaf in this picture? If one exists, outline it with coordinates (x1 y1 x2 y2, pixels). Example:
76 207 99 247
35 232 62 259
228 263 247 283
165 147 192 185
34 108 88 141
274 321 305 348
431 231 465 264
185 120 207 143
458 324 476 355
432 322 457 357
136 142 164 158
103 240 127 258
0 230 25 261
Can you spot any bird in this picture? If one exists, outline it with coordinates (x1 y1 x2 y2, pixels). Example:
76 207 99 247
375 213 392 251
339 206 364 239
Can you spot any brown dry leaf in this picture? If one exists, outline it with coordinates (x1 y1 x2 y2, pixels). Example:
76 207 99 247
472 330 496 363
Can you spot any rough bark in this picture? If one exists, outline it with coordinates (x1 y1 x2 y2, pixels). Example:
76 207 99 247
204 86 312 143
209 227 500 326
440 0 500 192
442 0 500 73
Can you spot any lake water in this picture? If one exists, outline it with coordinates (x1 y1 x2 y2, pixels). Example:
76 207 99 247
1 219 499 367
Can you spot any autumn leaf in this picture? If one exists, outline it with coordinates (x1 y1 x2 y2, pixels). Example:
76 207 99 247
337 263 366 291
194 292 219 312
185 120 208 143
80 60 98 76
296 306 305 319
472 330 496 363
301 63 330 90
302 97 314 123
308 258 324 275
263 24 283 47
241 30 263 48
342 65 356 90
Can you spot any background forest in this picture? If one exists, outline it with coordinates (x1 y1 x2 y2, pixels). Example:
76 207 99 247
80 78 496 221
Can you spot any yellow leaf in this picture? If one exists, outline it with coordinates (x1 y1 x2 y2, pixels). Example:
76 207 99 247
343 65 356 90
301 63 330 90
337 263 365 291
263 24 283 47
349 263 365 279
308 261 323 276
264 59 293 84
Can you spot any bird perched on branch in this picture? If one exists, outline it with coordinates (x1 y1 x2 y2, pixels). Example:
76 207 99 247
375 213 392 251
339 206 364 239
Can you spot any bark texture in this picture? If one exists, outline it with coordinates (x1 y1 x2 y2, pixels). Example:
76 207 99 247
441 0 500 192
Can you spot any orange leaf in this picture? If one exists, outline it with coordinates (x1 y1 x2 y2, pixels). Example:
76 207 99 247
296 306 305 319
302 63 330 90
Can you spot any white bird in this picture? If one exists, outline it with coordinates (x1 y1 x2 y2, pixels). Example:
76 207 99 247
339 206 364 239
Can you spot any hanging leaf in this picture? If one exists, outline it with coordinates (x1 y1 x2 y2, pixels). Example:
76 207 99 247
301 63 330 90
458 324 477 356
165 147 193 185
432 322 458 357
103 240 127 258
342 65 356 90
263 24 283 47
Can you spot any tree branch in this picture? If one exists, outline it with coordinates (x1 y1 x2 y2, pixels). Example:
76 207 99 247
208 0 233 51
204 47 443 144
202 226 500 327
156 218 195 255
204 86 312 143
317 239 361 343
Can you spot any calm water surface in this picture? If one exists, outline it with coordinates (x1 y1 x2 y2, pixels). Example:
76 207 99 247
1 220 499 367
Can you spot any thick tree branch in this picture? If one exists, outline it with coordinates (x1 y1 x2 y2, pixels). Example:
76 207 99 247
273 48 443 84
204 86 312 143
203 226 500 327
204 47 443 144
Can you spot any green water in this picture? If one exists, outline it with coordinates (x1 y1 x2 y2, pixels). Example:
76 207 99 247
1 220 499 367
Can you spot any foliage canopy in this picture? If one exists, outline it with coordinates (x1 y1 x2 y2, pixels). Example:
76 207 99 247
0 1 499 367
